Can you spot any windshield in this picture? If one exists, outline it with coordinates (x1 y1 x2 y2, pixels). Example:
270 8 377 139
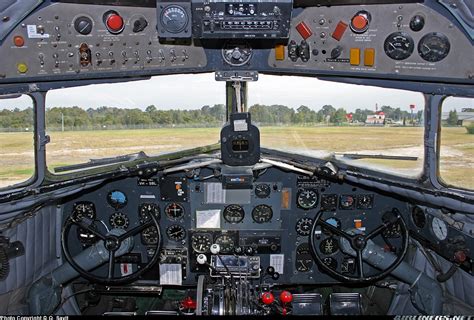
44 73 428 177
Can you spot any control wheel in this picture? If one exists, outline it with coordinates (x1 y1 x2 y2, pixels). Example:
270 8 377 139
309 209 408 283
61 212 161 285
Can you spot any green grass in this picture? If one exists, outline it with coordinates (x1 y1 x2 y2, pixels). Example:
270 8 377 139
0 126 472 189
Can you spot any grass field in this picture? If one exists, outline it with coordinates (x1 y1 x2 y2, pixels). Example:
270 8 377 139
0 126 472 189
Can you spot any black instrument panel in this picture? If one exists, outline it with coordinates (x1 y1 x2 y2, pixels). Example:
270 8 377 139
61 166 473 287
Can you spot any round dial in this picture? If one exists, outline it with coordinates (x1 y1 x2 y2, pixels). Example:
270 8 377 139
319 237 339 255
323 217 342 235
166 225 186 242
255 183 271 198
142 226 159 245
431 217 448 241
109 212 129 229
139 203 160 222
161 5 188 33
322 257 337 270
417 32 450 62
223 204 245 224
296 217 314 236
340 195 355 209
74 16 93 35
252 204 273 223
357 194 373 209
297 189 319 209
412 206 426 229
384 32 415 60
321 194 337 211
107 190 127 209
72 201 95 220
191 233 212 253
165 203 185 220
295 243 313 272
215 234 235 254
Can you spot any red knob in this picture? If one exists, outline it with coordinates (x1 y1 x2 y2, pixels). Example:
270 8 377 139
106 13 124 33
280 291 293 304
261 292 275 305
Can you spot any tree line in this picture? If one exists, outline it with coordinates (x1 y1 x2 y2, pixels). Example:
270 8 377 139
0 103 424 131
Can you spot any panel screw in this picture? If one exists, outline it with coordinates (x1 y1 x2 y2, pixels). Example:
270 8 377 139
2 16 10 22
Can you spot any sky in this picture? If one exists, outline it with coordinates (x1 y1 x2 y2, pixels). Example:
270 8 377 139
0 73 471 112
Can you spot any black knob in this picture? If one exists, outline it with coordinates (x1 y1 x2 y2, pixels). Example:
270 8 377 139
271 272 280 280
266 266 275 275
74 16 93 35
330 46 342 59
133 17 148 33
409 15 425 32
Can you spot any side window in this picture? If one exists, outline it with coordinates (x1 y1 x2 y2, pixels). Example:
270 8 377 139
0 95 35 189
439 96 474 190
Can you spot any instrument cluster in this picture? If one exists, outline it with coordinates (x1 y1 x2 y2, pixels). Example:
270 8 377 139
62 166 472 287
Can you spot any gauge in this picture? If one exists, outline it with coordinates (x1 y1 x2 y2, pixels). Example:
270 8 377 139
252 205 273 223
72 201 96 220
412 206 426 229
431 217 448 241
191 233 213 253
322 257 337 270
255 183 271 198
139 203 160 222
356 194 374 209
160 5 188 34
223 204 245 224
323 217 342 235
215 234 235 253
109 212 129 229
165 203 185 220
297 189 319 209
166 225 186 242
384 32 415 60
107 190 127 209
418 32 450 62
339 195 355 210
319 237 339 255
142 226 159 245
295 243 313 272
296 217 314 236
321 194 338 211
341 258 356 274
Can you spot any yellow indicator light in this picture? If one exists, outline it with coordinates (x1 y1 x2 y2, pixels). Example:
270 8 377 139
350 48 360 66
275 44 285 61
364 48 375 67
17 63 28 73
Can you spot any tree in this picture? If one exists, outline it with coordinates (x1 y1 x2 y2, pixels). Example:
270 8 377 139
447 109 458 126
331 108 348 124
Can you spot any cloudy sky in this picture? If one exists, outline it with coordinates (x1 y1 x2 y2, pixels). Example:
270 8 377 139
0 73 471 112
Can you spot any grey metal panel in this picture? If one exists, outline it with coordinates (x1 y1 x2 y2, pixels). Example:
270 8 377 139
0 0 43 43
268 3 474 83
0 205 61 294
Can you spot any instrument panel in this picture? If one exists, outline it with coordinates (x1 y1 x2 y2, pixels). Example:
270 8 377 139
61 166 474 287
268 3 473 82
0 1 472 84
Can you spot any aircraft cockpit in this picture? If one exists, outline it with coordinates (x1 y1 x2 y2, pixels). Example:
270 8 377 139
0 0 472 316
